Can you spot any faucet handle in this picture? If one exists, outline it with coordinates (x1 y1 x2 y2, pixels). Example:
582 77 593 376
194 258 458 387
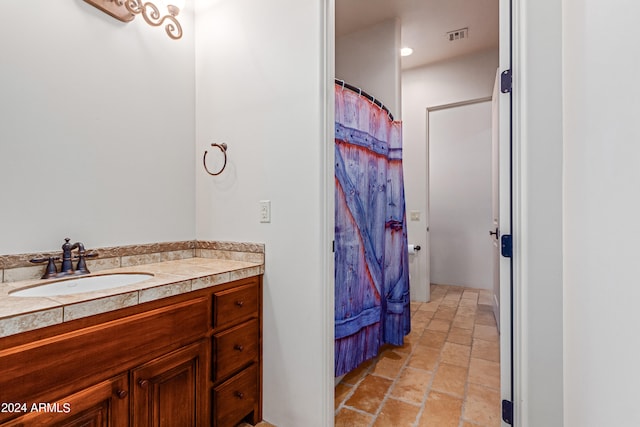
75 252 98 275
30 256 60 279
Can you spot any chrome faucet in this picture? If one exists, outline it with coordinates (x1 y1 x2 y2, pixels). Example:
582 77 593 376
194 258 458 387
30 238 97 279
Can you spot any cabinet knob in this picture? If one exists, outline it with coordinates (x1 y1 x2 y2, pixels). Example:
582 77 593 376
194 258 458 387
138 379 149 388
116 389 128 399
235 391 244 399
235 300 244 307
234 344 244 352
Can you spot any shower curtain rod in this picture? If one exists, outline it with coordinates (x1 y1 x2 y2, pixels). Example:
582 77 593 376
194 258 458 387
335 79 395 121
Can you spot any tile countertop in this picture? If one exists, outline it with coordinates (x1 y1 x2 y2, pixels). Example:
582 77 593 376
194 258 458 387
0 257 264 338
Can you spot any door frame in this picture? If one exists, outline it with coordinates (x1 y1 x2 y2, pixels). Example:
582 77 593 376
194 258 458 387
498 0 518 425
322 0 521 425
425 95 493 291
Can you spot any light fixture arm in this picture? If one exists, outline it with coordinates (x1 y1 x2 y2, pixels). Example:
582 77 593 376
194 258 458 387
85 0 183 40
121 0 182 39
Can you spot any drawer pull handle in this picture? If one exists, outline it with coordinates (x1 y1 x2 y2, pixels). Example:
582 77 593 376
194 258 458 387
138 379 149 388
235 300 244 307
234 344 244 352
235 391 244 399
116 389 128 399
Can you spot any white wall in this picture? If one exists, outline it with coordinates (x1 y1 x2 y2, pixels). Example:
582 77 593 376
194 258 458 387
402 49 498 301
336 19 401 119
563 0 640 425
195 1 331 426
0 1 195 254
429 101 493 289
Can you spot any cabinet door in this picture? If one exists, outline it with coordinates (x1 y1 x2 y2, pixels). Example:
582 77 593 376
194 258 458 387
0 375 128 427
131 340 208 427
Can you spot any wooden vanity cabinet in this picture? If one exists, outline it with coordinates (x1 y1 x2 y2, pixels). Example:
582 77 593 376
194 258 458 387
0 275 262 427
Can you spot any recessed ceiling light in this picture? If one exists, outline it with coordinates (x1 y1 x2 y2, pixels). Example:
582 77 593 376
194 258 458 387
400 47 413 57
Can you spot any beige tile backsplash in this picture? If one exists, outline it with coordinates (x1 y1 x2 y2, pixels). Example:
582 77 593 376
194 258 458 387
0 240 264 284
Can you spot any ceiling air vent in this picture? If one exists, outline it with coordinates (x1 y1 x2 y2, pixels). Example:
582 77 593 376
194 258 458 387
447 28 468 42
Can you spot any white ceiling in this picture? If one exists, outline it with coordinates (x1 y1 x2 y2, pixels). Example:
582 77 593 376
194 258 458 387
336 0 499 70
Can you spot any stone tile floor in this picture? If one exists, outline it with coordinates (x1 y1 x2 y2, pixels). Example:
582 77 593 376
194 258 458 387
334 284 501 427
240 284 501 427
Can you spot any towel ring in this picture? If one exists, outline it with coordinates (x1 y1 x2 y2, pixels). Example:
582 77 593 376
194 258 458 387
203 142 228 176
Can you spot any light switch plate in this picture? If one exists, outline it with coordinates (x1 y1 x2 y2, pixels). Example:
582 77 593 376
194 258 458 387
259 200 271 223
410 210 420 221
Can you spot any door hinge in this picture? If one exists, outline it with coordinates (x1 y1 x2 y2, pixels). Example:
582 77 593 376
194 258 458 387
501 234 512 258
502 399 513 424
501 69 512 93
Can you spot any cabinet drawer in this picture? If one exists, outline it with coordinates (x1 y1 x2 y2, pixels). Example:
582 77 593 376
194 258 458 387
213 364 258 427
213 281 258 327
213 318 258 381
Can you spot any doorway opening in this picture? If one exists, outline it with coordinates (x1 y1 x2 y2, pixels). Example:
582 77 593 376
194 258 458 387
332 0 512 425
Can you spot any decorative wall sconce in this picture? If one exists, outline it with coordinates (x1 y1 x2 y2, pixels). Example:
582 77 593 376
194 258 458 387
84 0 184 40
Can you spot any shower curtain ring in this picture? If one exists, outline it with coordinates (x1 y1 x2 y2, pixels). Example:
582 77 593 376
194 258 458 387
203 142 228 176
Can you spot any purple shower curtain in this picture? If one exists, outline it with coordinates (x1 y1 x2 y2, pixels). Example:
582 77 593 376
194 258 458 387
334 84 411 377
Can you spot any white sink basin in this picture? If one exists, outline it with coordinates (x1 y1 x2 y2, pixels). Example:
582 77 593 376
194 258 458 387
10 273 154 297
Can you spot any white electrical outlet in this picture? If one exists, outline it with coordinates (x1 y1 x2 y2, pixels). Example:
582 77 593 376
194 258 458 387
259 200 271 223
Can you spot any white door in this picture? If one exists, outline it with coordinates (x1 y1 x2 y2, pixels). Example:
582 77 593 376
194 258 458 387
428 100 493 290
496 76 513 426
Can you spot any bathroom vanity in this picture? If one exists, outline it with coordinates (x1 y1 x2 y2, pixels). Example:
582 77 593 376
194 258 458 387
0 241 263 427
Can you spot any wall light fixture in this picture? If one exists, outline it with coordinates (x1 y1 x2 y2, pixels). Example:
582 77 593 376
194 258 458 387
84 0 184 40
